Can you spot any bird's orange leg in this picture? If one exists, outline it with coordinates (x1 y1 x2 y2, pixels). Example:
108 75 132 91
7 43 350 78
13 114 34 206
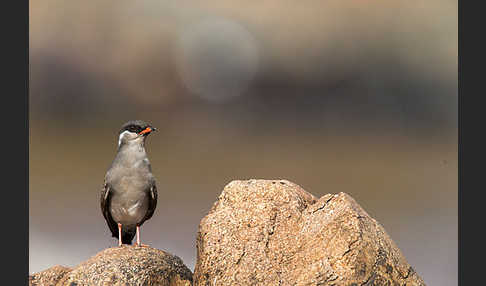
118 223 123 247
135 225 149 247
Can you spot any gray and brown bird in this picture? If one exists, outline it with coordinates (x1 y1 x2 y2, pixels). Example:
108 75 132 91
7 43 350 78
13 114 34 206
100 120 158 246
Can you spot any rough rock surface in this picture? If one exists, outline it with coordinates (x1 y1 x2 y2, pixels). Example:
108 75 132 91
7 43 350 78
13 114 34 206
194 179 425 286
29 265 72 286
30 246 193 286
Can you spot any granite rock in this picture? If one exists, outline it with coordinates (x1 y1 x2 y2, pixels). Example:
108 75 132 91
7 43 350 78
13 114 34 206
194 179 425 286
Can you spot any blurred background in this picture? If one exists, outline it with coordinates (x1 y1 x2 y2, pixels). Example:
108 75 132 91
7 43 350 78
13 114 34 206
29 1 457 285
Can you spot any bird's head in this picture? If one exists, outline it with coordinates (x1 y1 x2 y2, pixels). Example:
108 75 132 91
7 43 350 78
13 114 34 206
118 120 156 148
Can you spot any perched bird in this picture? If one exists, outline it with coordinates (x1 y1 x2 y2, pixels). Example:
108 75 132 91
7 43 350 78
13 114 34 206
100 120 158 246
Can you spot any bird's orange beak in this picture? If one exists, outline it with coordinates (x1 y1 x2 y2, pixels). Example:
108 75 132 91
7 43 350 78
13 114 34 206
139 127 154 135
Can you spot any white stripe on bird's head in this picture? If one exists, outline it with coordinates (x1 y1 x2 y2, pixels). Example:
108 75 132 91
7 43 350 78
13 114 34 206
118 130 139 147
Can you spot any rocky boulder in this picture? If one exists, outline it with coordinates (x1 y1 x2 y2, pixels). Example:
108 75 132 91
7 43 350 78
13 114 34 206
30 246 193 286
194 179 425 285
29 265 72 286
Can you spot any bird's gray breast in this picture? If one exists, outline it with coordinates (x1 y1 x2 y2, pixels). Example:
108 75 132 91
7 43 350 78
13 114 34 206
109 177 150 226
107 147 153 226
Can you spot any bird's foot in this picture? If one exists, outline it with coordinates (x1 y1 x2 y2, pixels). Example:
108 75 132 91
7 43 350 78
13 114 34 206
134 243 150 248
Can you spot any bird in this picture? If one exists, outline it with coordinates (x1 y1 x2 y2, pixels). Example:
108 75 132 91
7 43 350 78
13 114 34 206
100 120 158 247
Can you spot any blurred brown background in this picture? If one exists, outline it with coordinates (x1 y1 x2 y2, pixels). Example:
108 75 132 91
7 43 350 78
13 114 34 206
29 1 457 285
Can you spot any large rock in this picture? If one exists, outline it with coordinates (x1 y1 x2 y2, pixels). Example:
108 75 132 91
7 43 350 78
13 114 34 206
29 265 72 286
30 246 193 286
194 179 425 285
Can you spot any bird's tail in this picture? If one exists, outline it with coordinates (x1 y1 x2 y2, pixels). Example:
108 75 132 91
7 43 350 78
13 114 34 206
115 228 136 245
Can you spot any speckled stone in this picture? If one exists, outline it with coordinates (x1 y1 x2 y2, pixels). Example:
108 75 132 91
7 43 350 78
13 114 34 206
30 246 193 286
194 179 426 286
30 265 72 286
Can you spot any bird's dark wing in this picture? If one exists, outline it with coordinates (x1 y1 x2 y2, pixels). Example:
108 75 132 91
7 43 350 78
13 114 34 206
139 182 158 226
100 180 118 238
